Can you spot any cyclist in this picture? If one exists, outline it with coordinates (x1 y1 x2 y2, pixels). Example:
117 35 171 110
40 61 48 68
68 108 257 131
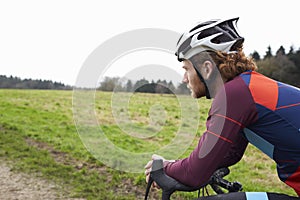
145 17 300 197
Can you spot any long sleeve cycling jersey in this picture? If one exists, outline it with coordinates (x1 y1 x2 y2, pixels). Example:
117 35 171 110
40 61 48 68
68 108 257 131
164 71 300 196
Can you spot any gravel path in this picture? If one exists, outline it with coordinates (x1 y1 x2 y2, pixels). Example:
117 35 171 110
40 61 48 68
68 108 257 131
0 162 84 200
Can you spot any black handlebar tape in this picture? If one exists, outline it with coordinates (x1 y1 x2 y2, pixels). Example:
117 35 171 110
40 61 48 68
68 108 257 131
144 176 154 200
144 159 163 200
150 159 200 200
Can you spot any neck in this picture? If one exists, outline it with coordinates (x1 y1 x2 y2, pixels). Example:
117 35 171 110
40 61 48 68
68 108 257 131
207 74 226 98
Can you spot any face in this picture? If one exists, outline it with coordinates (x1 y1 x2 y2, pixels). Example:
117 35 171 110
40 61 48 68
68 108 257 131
182 60 206 98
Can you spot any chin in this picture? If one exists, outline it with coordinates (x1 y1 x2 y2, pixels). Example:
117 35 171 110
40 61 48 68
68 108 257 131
191 91 203 99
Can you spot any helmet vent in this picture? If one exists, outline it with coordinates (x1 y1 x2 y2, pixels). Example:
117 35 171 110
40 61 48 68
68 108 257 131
178 37 192 55
189 20 217 33
211 34 232 44
197 27 219 40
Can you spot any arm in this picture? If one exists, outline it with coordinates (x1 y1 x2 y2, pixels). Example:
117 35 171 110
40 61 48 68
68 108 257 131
164 78 257 187
219 131 248 168
164 116 247 187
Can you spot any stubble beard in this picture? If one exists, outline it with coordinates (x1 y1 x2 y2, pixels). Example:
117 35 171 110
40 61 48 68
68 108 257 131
188 85 202 99
191 90 202 99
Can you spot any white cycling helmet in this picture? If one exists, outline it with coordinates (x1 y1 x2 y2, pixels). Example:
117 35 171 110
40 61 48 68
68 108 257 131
175 17 244 61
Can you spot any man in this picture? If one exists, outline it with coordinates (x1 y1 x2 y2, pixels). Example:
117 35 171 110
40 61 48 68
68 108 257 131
145 17 300 197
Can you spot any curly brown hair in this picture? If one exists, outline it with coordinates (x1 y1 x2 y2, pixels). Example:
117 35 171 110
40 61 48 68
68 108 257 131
190 47 258 81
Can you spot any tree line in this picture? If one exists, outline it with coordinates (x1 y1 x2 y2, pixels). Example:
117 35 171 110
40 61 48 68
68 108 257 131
98 45 300 93
98 77 191 95
0 75 72 90
252 45 300 87
1 45 300 92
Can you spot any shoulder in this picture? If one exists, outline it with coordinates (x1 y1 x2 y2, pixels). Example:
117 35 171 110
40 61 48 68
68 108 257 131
216 74 252 103
211 74 256 117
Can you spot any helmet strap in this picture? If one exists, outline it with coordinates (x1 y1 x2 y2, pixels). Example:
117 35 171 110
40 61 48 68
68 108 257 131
194 66 211 99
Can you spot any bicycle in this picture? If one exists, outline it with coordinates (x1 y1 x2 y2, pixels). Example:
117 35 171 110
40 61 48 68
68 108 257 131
144 159 299 200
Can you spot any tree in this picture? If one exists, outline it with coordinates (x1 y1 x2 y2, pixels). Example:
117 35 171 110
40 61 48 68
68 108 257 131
288 46 295 56
98 77 121 91
264 46 272 59
176 82 190 95
288 48 300 72
257 54 298 86
167 81 176 93
251 51 261 61
125 80 133 92
276 45 285 57
133 78 149 92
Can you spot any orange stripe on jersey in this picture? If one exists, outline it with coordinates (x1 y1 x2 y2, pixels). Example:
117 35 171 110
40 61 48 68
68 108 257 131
214 113 245 128
206 130 233 144
249 72 278 111
276 102 300 110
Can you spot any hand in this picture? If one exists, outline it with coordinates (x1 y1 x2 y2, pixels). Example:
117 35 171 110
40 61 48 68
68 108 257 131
144 154 171 189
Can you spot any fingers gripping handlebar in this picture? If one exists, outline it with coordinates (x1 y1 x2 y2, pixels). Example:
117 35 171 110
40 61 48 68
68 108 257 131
144 159 243 200
145 159 200 200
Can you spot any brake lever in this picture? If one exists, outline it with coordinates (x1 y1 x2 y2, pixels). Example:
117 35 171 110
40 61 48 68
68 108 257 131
209 168 243 193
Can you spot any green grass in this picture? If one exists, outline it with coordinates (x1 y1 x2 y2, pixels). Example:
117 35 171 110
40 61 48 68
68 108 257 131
0 124 113 199
0 89 297 199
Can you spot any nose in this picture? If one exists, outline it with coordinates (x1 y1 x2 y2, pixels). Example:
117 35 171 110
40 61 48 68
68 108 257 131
182 72 188 83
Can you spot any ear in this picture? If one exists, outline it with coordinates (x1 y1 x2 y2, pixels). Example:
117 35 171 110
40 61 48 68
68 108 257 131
200 61 214 80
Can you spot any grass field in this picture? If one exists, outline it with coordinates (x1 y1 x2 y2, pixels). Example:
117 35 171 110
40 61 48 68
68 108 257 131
0 89 296 199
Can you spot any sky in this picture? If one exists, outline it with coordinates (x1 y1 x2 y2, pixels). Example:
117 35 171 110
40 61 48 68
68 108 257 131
1 0 300 87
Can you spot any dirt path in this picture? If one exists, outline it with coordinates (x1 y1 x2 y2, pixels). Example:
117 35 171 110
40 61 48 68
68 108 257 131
0 162 85 200
0 137 159 200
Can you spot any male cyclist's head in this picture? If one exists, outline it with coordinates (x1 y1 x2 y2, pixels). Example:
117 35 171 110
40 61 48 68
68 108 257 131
175 17 244 61
176 17 257 98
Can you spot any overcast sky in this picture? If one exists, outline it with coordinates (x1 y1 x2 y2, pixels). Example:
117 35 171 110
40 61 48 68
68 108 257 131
1 0 300 86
